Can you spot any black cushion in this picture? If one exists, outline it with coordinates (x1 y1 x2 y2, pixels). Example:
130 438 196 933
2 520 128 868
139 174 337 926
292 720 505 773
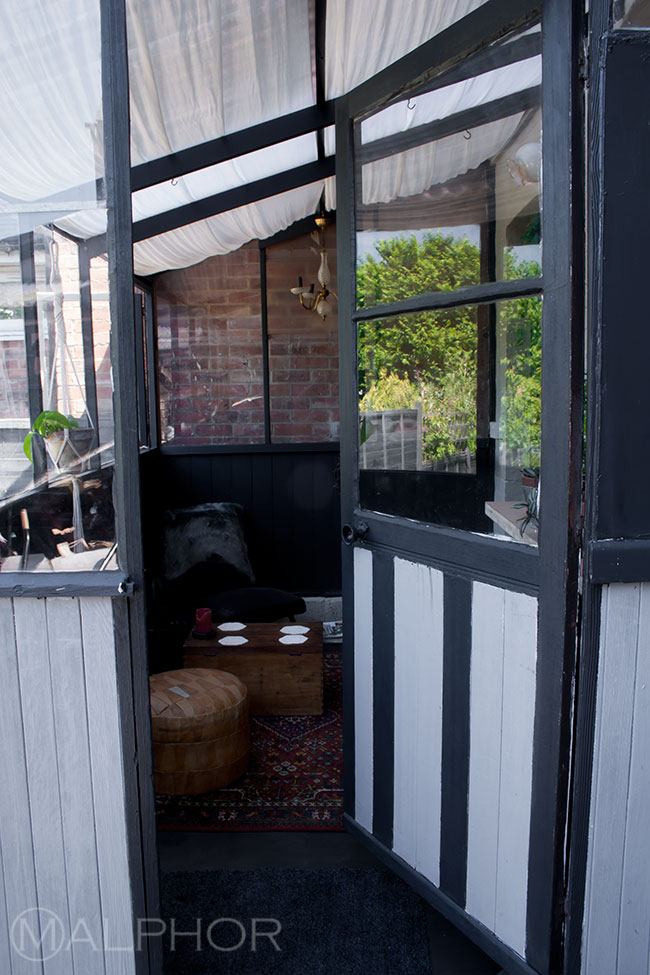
206 587 306 623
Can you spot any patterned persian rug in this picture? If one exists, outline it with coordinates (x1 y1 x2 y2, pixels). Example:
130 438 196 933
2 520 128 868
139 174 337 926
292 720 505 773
155 650 343 831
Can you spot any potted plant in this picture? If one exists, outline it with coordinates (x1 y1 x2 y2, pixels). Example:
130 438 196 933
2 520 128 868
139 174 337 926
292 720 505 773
521 465 539 504
23 410 80 464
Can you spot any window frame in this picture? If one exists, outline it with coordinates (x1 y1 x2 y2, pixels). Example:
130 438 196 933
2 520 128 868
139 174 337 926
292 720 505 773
336 0 583 591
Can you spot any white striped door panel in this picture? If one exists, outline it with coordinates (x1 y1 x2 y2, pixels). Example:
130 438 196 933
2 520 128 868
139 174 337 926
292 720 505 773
466 582 538 958
349 552 539 966
393 558 445 887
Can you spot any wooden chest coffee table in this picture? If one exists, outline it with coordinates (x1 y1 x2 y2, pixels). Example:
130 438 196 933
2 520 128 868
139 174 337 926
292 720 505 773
183 621 323 716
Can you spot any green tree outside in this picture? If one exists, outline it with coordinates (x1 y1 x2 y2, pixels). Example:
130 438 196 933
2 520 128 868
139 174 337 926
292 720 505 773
357 232 541 466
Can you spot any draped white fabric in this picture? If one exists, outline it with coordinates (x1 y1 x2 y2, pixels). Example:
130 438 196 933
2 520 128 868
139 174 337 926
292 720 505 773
126 0 314 165
132 181 326 275
325 0 489 99
0 0 102 202
1 0 537 274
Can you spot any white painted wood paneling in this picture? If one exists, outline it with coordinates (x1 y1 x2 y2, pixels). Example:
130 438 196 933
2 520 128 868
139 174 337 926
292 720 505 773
0 599 42 975
495 589 537 953
393 558 444 887
353 546 374 833
81 598 137 975
0 595 139 974
466 582 537 959
583 583 650 975
14 598 73 975
617 583 650 975
0 841 12 975
46 599 106 975
466 582 506 928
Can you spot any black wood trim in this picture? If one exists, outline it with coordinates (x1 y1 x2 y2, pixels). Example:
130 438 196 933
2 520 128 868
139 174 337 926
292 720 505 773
347 0 541 119
130 102 335 193
158 441 339 456
359 86 540 165
525 0 585 969
336 94 359 820
344 815 540 975
78 243 101 463
564 583 603 975
132 158 335 243
19 230 46 480
563 6 608 969
353 277 543 322
588 539 650 583
100 2 161 974
440 575 471 907
314 0 327 162
355 511 539 594
371 550 395 848
0 570 131 598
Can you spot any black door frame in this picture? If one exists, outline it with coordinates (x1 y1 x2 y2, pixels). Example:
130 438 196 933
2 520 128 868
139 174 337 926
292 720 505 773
335 1 585 971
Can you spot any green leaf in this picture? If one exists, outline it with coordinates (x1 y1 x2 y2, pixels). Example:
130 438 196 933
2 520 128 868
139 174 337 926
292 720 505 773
23 431 33 462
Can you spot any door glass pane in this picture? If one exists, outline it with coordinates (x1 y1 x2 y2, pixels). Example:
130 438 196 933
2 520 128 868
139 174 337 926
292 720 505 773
358 294 542 544
613 0 650 27
355 26 542 309
0 0 119 572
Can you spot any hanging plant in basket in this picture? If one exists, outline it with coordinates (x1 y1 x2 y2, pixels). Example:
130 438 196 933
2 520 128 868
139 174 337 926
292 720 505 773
23 410 79 463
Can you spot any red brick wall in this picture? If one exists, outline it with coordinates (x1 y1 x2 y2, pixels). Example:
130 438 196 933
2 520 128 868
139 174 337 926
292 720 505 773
154 226 340 445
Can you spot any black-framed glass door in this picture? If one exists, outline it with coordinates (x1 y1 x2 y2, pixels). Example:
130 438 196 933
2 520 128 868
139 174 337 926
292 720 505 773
336 2 584 972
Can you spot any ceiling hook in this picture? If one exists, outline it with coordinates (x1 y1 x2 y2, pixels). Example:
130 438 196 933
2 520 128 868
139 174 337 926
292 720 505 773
406 97 416 110
463 129 472 140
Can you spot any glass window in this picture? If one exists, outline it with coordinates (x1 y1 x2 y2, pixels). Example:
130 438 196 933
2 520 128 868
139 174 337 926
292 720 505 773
0 2 118 572
266 223 340 443
355 28 542 309
613 0 650 27
155 225 341 446
358 294 541 544
155 247 266 446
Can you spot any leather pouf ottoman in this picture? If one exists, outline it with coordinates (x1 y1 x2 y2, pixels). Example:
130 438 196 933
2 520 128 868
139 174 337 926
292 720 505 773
150 668 250 795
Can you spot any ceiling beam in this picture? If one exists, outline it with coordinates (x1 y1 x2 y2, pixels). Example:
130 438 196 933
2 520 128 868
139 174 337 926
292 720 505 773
315 0 328 162
132 157 334 242
130 102 335 194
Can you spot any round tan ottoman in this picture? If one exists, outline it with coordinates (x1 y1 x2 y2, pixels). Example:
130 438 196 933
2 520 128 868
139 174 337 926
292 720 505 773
150 668 250 795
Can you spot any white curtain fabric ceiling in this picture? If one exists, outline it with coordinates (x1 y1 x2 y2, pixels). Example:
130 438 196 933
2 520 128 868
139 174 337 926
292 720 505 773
1 0 538 276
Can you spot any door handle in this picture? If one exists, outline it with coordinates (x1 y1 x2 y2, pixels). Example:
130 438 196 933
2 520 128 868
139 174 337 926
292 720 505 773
342 521 369 545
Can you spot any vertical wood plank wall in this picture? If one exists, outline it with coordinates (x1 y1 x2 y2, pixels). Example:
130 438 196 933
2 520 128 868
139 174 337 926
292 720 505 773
353 547 374 833
351 550 539 965
582 582 650 975
467 583 537 957
0 596 138 975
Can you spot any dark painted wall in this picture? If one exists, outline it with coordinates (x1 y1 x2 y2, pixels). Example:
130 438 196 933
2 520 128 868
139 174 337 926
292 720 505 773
595 31 650 540
140 447 341 595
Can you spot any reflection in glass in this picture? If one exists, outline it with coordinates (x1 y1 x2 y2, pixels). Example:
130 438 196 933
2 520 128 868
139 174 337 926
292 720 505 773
613 0 650 27
357 294 542 543
355 29 542 307
156 258 266 446
0 4 118 572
